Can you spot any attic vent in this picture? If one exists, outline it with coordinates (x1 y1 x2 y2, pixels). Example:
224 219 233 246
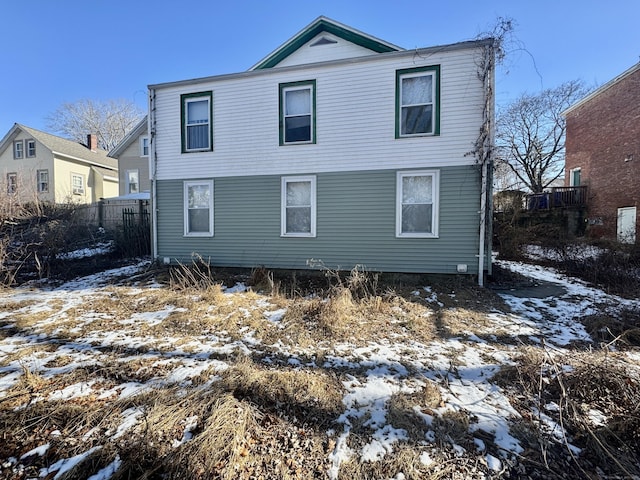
310 36 338 47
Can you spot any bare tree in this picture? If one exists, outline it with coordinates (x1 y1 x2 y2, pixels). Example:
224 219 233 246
47 99 144 151
496 80 591 193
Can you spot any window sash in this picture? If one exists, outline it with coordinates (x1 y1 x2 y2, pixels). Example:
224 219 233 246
281 176 316 237
140 137 149 156
13 141 23 159
26 140 36 157
7 173 17 194
37 170 49 193
72 174 84 194
184 180 214 236
280 81 315 145
181 92 212 153
396 66 439 137
127 170 139 194
396 170 439 238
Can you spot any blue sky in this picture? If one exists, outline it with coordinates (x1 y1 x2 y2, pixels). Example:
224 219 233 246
2 0 638 136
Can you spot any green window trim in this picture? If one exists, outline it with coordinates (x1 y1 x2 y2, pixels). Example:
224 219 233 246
395 65 440 138
180 91 213 153
279 80 316 146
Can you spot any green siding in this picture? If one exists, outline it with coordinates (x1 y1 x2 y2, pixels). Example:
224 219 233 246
155 166 482 274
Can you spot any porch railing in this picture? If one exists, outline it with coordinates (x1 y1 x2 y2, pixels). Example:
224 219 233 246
525 186 588 210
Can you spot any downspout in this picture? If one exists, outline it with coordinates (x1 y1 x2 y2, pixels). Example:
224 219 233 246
149 88 158 261
478 42 496 287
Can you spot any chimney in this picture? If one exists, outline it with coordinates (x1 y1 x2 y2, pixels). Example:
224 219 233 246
87 134 98 152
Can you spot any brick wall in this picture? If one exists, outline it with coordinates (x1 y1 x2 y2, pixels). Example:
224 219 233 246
565 65 640 240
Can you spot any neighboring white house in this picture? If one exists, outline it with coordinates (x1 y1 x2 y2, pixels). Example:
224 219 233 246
0 124 119 204
108 116 151 198
148 17 494 281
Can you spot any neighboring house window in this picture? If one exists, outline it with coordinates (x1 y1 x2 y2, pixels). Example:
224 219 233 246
279 80 316 145
72 173 85 195
396 170 440 238
13 141 23 159
140 136 149 156
126 170 139 194
184 180 214 236
181 92 213 153
37 170 49 193
26 139 36 157
7 173 17 194
396 65 440 137
570 168 581 186
281 175 316 237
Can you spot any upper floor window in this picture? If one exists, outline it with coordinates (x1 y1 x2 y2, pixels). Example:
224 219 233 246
396 170 439 238
279 80 316 145
396 65 440 137
281 175 316 237
26 139 36 157
37 169 49 193
7 173 17 194
126 169 139 194
181 92 212 153
13 141 23 159
184 180 214 236
140 136 149 157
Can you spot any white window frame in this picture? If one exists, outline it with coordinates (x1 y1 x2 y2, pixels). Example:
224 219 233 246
26 139 36 157
126 169 140 194
7 173 17 194
140 136 149 157
396 170 440 238
13 140 23 159
281 175 316 237
183 180 214 237
569 167 581 187
71 173 85 195
37 169 49 193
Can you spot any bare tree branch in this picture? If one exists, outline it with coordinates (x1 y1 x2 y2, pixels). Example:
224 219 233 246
46 99 144 151
497 80 591 193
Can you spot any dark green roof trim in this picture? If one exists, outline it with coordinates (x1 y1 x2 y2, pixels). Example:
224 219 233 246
252 17 401 70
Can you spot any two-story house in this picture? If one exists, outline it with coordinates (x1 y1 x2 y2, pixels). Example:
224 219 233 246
0 124 119 204
108 116 151 198
148 17 494 280
563 62 640 243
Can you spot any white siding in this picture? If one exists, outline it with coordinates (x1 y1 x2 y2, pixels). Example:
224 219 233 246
152 46 485 181
274 33 380 67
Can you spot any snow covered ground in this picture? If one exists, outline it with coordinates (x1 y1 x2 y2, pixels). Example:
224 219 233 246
0 259 638 479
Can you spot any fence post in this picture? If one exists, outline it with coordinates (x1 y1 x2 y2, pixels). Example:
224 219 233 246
98 199 105 228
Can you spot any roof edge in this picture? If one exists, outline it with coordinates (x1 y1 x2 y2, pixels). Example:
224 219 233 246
563 62 640 116
249 16 403 71
150 39 491 91
108 115 148 157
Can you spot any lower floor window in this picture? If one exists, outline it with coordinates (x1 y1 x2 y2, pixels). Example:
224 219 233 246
7 173 17 194
184 180 213 236
126 169 139 194
396 170 439 237
72 173 85 195
281 175 316 237
37 170 49 193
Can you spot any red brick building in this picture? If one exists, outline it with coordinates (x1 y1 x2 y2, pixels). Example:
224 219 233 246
563 63 640 243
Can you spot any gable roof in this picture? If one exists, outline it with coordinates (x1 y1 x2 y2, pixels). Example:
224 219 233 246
108 115 148 158
563 62 640 116
249 16 403 70
0 123 118 170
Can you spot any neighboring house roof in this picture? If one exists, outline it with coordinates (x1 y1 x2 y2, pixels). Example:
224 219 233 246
108 115 148 158
249 16 403 70
563 62 640 116
0 123 118 170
